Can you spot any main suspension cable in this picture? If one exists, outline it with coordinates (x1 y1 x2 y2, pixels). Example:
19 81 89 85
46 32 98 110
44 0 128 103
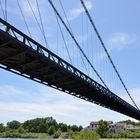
80 0 139 110
48 0 108 89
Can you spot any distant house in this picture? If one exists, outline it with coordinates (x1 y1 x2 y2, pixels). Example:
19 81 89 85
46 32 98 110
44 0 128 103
126 124 139 131
83 121 139 132
83 121 113 131
109 122 125 131
88 121 113 131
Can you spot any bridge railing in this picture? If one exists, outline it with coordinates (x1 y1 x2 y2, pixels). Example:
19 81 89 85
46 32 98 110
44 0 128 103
0 18 139 114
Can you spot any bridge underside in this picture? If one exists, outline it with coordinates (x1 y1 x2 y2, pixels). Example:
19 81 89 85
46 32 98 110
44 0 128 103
0 18 140 120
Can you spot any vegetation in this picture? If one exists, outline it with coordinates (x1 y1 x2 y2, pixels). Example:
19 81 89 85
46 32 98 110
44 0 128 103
106 130 140 138
97 120 108 138
7 120 21 129
0 124 5 133
0 118 140 139
74 131 99 140
96 120 140 139
0 117 83 139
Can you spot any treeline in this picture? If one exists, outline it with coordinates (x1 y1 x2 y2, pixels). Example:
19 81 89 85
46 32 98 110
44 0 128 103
1 118 140 139
0 117 83 139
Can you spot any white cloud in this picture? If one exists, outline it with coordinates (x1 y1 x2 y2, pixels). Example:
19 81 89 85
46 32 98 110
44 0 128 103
121 87 140 106
67 0 92 21
99 32 137 60
106 32 137 51
0 84 135 126
18 0 38 17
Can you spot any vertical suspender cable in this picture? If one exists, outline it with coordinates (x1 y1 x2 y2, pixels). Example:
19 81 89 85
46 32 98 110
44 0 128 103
55 13 72 64
0 0 5 19
26 0 50 50
5 0 7 21
48 0 108 89
59 0 73 32
35 0 49 48
17 0 32 38
58 0 89 75
80 0 139 110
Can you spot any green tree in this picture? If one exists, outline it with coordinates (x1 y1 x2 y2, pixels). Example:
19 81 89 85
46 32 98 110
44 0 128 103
96 120 108 138
71 125 79 132
7 120 21 129
0 123 6 132
17 127 26 133
23 117 58 133
78 125 83 131
59 123 68 132
48 126 56 135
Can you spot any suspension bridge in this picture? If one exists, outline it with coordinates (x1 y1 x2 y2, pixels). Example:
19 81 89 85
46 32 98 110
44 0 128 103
0 0 140 120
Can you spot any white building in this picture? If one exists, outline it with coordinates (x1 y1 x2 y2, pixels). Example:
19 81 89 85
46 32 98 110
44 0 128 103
109 122 125 131
126 124 139 131
83 121 139 132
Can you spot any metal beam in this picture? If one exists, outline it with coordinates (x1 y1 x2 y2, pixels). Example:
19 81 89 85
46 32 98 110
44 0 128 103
12 59 39 70
0 40 13 47
0 49 27 62
22 63 53 74
35 71 60 80
49 75 72 83
0 18 140 120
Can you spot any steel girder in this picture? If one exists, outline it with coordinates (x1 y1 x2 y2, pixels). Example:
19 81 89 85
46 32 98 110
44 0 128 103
0 18 140 120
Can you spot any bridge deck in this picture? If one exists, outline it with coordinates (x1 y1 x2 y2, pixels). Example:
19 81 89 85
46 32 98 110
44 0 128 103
0 18 140 120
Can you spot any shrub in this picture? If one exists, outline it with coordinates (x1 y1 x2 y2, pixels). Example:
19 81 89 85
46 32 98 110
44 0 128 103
48 126 56 135
53 130 61 138
74 131 99 140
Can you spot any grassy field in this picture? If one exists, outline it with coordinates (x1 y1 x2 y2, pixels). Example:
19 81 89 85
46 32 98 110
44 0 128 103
100 138 140 140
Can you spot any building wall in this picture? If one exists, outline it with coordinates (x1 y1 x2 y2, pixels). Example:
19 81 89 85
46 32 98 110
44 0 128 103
84 121 139 132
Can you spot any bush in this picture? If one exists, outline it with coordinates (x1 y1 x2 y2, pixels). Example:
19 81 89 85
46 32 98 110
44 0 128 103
17 127 26 133
74 131 99 140
53 130 61 138
48 126 56 135
61 132 70 139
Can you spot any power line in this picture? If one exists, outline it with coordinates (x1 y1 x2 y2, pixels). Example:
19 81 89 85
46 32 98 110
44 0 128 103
48 0 108 89
80 0 139 110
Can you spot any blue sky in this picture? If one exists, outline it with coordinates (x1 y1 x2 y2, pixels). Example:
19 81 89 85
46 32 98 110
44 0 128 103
0 0 140 127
